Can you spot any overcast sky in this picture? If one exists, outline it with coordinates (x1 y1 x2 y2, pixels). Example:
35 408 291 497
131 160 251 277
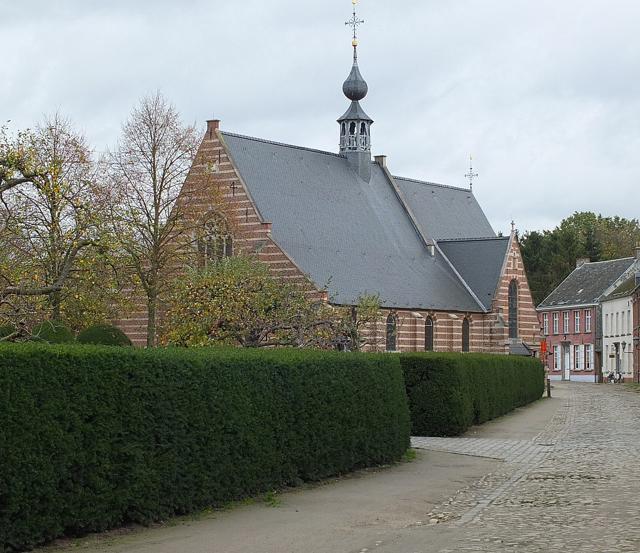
3 0 640 234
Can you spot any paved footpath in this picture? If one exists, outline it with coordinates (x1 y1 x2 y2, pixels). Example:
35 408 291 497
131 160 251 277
41 383 640 553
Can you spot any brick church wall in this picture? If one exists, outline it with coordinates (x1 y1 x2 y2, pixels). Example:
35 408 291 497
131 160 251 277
115 122 541 355
114 121 320 346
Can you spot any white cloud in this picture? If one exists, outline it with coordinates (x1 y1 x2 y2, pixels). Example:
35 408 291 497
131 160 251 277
2 0 639 234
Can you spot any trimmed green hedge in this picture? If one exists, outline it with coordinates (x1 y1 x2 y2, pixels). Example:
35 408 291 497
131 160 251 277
0 345 410 552
402 353 544 437
77 324 132 346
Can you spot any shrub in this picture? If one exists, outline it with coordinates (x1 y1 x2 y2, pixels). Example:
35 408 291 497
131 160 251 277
402 353 544 437
31 321 75 344
0 344 410 551
77 324 132 346
0 325 15 339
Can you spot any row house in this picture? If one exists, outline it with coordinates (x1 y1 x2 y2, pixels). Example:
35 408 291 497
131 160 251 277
634 284 640 383
537 253 640 382
601 276 639 382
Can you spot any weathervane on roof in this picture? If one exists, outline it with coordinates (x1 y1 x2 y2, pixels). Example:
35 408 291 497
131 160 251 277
465 155 478 191
346 0 365 60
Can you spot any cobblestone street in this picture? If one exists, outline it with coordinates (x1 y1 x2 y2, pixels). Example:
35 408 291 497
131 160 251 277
412 383 640 552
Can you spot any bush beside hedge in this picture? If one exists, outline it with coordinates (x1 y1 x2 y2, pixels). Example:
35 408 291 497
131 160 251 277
31 321 75 344
77 324 132 346
0 345 410 552
402 353 544 437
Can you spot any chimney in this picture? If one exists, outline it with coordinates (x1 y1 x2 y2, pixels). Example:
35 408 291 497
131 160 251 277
576 257 590 268
206 119 220 139
374 155 387 168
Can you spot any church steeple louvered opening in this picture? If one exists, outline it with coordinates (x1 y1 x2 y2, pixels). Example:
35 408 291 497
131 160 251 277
338 0 373 182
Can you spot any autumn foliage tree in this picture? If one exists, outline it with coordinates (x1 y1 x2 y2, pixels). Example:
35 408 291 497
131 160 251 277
521 211 640 304
108 92 199 347
162 257 380 350
0 117 111 338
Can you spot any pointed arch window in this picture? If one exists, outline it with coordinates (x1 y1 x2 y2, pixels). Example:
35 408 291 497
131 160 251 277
360 122 367 135
425 316 435 351
462 318 470 352
386 313 398 352
198 215 233 266
341 123 346 136
508 279 518 339
349 122 356 135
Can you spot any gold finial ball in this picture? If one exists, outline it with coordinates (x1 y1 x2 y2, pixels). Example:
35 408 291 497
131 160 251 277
352 39 359 47
352 0 357 5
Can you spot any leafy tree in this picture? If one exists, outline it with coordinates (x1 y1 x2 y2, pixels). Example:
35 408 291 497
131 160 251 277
521 211 640 305
108 92 199 347
162 257 380 349
0 118 113 338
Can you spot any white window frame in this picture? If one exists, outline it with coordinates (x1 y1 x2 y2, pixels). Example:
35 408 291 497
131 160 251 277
574 345 582 370
554 345 561 371
585 310 592 333
543 313 549 336
563 312 570 334
585 344 593 370
574 311 581 334
553 313 559 335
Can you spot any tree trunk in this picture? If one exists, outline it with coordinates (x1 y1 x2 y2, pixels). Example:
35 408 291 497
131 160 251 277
147 292 157 348
50 291 62 322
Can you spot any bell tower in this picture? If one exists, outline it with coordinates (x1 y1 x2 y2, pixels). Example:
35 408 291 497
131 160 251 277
338 0 373 182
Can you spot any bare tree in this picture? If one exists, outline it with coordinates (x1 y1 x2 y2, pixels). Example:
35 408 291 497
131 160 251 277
108 92 199 347
0 117 100 337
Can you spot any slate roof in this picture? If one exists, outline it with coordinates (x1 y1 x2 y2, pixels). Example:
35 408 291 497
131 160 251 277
538 258 638 310
393 177 496 240
602 275 640 302
220 131 503 312
439 237 510 310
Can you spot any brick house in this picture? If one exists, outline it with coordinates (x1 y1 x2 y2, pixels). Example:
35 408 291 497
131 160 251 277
116 30 540 354
537 254 640 382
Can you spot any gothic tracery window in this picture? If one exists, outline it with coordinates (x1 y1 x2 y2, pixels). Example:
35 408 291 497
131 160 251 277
386 313 398 352
425 316 434 351
462 317 470 352
198 215 233 266
508 279 518 339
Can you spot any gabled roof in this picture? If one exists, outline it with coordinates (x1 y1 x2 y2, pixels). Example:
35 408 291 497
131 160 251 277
439 237 511 310
221 131 484 312
602 275 640 302
538 258 638 310
393 177 496 240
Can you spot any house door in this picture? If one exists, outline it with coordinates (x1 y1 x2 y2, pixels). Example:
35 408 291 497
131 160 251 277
563 345 571 381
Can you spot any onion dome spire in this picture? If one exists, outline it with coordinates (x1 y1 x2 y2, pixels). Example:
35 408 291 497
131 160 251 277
338 0 373 183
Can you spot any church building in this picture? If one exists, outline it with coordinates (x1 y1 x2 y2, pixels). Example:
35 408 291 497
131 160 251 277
117 2 540 354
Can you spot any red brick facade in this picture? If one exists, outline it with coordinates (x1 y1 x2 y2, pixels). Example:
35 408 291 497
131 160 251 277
539 307 599 382
115 121 541 354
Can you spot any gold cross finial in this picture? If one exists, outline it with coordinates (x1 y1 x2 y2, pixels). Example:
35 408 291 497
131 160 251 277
346 0 364 51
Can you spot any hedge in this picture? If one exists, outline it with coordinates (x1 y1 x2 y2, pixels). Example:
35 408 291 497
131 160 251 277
0 345 410 552
401 353 544 437
77 324 133 346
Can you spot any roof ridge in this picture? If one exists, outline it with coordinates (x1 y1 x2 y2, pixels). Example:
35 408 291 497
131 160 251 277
393 175 472 193
580 257 634 266
438 236 507 243
220 131 344 159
